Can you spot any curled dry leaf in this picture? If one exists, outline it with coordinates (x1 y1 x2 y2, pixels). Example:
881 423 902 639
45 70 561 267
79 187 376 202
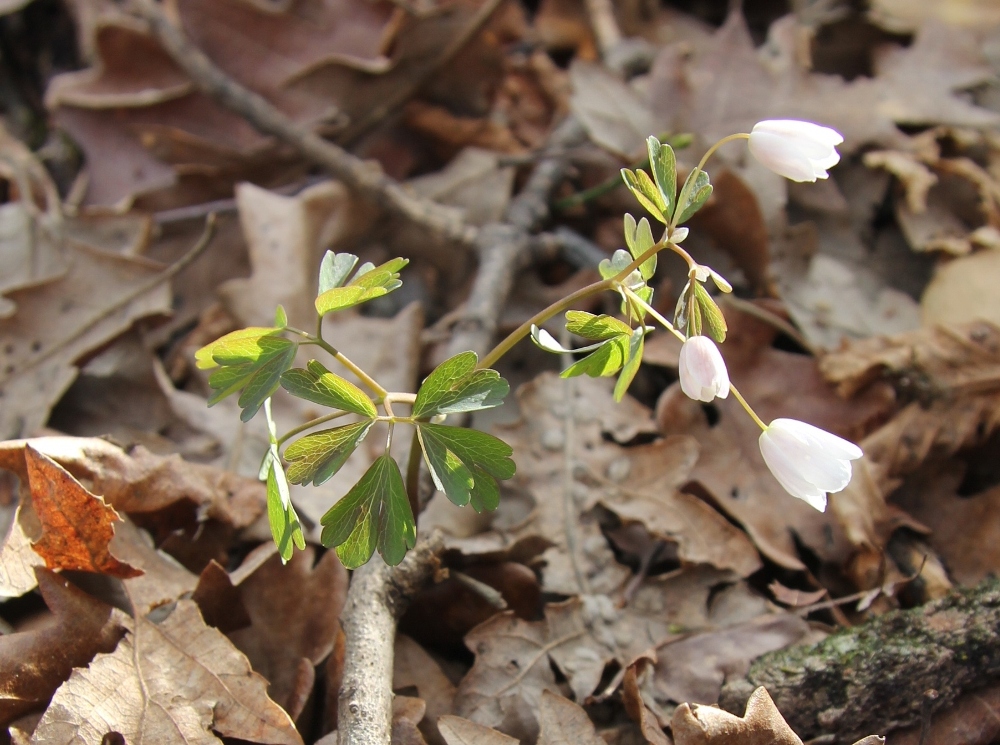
622 659 669 745
32 598 303 745
672 686 802 745
0 501 44 598
0 569 127 727
24 446 141 578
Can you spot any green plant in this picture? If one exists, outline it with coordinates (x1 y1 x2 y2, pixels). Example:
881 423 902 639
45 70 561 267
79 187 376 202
197 122 861 569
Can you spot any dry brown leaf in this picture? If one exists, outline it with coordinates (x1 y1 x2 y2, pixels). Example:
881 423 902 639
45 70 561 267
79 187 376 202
25 446 141 578
0 233 172 440
228 547 349 714
653 615 810 706
394 634 457 745
111 518 200 617
439 715 518 745
671 686 801 745
393 696 430 745
922 248 1000 326
0 501 44 598
658 12 999 158
0 436 265 527
622 660 669 745
0 569 127 727
887 682 1000 745
536 690 603 745
32 598 303 745
569 61 655 159
870 0 1000 32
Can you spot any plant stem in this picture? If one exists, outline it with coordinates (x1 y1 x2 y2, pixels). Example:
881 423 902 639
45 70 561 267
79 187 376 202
276 409 353 447
477 240 668 370
622 286 685 343
696 132 750 173
729 384 768 431
404 429 423 521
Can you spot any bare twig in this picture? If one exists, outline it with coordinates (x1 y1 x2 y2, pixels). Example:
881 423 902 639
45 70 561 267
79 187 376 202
125 0 475 247
337 532 444 745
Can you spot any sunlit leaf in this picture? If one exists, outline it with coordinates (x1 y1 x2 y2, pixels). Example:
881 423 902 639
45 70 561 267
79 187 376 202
621 168 668 223
206 335 297 422
692 282 728 342
274 305 287 329
675 168 713 225
412 351 509 418
318 250 360 294
194 326 281 370
561 336 629 379
647 136 677 221
623 213 657 280
284 420 375 486
280 361 377 418
315 257 408 316
565 311 632 341
416 423 514 510
266 459 305 564
613 327 646 402
320 455 416 568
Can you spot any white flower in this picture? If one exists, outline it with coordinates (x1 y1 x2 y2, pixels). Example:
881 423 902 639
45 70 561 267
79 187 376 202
678 335 730 402
758 418 863 512
748 120 844 182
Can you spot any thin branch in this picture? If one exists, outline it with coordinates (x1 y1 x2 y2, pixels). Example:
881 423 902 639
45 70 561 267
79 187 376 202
125 0 475 248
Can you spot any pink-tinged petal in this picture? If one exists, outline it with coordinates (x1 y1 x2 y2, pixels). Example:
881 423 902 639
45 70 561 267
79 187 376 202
747 131 818 182
678 336 730 403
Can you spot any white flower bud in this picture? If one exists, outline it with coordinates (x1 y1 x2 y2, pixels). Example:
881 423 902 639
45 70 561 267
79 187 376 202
748 120 844 182
678 335 730 402
758 418 863 512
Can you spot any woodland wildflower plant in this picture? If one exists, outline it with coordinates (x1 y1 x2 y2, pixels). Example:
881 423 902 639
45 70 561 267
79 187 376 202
197 120 861 569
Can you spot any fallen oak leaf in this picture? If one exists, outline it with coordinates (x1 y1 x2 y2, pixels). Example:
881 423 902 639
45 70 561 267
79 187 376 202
31 598 303 745
0 569 127 728
25 446 141 578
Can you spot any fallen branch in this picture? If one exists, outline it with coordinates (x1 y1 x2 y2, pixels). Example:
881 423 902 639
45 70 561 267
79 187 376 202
337 532 444 745
125 0 476 247
719 577 1000 743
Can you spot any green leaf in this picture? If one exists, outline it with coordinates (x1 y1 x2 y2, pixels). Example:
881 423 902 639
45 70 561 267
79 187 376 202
315 257 408 316
274 305 288 329
623 214 657 280
565 311 631 341
280 361 377 418
284 420 375 486
675 168 713 225
647 136 676 221
621 168 668 224
561 336 629 379
320 455 416 568
613 327 645 402
692 282 728 342
416 423 514 510
412 351 509 419
318 251 360 295
194 326 281 370
266 459 305 564
206 335 297 422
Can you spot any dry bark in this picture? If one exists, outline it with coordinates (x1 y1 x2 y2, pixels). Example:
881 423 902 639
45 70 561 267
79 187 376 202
719 577 1000 743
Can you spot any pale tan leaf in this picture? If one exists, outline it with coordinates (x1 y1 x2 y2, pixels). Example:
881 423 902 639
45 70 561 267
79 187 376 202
31 599 302 745
438 716 518 745
0 501 44 598
536 690 603 745
671 687 801 745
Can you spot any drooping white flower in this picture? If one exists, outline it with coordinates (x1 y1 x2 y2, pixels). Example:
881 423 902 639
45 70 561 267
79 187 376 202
748 120 844 182
758 418 863 512
678 335 730 402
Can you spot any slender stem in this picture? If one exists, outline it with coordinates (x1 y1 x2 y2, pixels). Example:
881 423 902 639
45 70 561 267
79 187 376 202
622 286 685 343
696 132 750 173
665 239 698 270
405 429 423 520
284 326 389 398
729 384 768 431
477 240 669 370
276 409 353 447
